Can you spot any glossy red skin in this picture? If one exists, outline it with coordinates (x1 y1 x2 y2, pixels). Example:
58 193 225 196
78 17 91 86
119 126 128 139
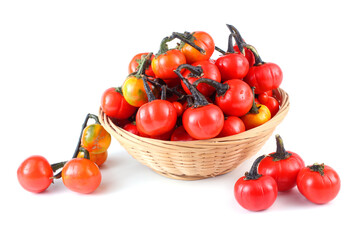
151 49 186 79
217 116 245 138
234 175 278 211
17 155 53 193
265 97 280 117
265 90 273 97
181 60 221 97
297 165 341 204
215 79 253 117
136 99 177 136
128 52 155 77
123 122 140 136
182 104 224 140
172 102 184 117
258 93 280 117
258 92 269 103
170 126 196 141
101 88 137 119
215 53 249 81
234 45 256 67
258 152 305 191
244 63 283 94
62 158 102 194
181 31 215 64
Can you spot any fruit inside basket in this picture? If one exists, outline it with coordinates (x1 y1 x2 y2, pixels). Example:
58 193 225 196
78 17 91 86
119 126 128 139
99 24 289 180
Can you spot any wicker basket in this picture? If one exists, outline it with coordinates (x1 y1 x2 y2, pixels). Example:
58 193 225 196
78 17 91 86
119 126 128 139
99 88 289 180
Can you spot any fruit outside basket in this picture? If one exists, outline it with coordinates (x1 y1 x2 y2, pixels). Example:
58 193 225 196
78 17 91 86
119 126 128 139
99 88 290 180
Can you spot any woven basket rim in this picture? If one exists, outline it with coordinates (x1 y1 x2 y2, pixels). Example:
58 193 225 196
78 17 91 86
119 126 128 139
99 88 290 148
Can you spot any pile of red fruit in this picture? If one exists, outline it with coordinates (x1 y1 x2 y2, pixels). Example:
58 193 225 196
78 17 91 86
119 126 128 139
234 135 341 211
101 24 283 141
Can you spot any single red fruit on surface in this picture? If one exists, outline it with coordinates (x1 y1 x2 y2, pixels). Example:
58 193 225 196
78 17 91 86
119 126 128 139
234 155 278 211
297 163 340 204
258 135 305 191
17 155 53 193
62 158 102 194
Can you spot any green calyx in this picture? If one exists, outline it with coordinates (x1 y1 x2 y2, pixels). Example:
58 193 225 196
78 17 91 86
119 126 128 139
134 52 153 78
173 31 205 54
156 36 173 57
78 147 90 160
308 163 325 176
177 31 196 50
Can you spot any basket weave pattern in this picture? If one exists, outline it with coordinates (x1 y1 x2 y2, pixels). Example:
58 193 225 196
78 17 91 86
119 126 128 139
100 88 290 180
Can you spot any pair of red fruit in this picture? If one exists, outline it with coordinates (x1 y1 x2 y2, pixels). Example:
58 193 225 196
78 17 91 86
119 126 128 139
234 135 341 211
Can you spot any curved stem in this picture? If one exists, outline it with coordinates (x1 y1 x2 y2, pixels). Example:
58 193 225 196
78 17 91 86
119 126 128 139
142 75 156 102
226 24 245 55
215 46 226 55
245 155 265 180
174 65 209 107
134 52 153 77
226 24 246 43
51 161 67 172
192 78 229 96
145 78 184 97
115 86 123 95
72 113 98 159
244 44 264 65
176 64 203 77
161 85 166 100
51 113 100 179
157 36 175 56
89 114 100 125
172 32 206 54
186 95 194 107
249 87 260 114
269 135 292 161
227 33 235 53
78 147 90 160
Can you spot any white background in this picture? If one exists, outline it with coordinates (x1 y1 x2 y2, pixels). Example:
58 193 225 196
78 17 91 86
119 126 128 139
1 0 359 239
